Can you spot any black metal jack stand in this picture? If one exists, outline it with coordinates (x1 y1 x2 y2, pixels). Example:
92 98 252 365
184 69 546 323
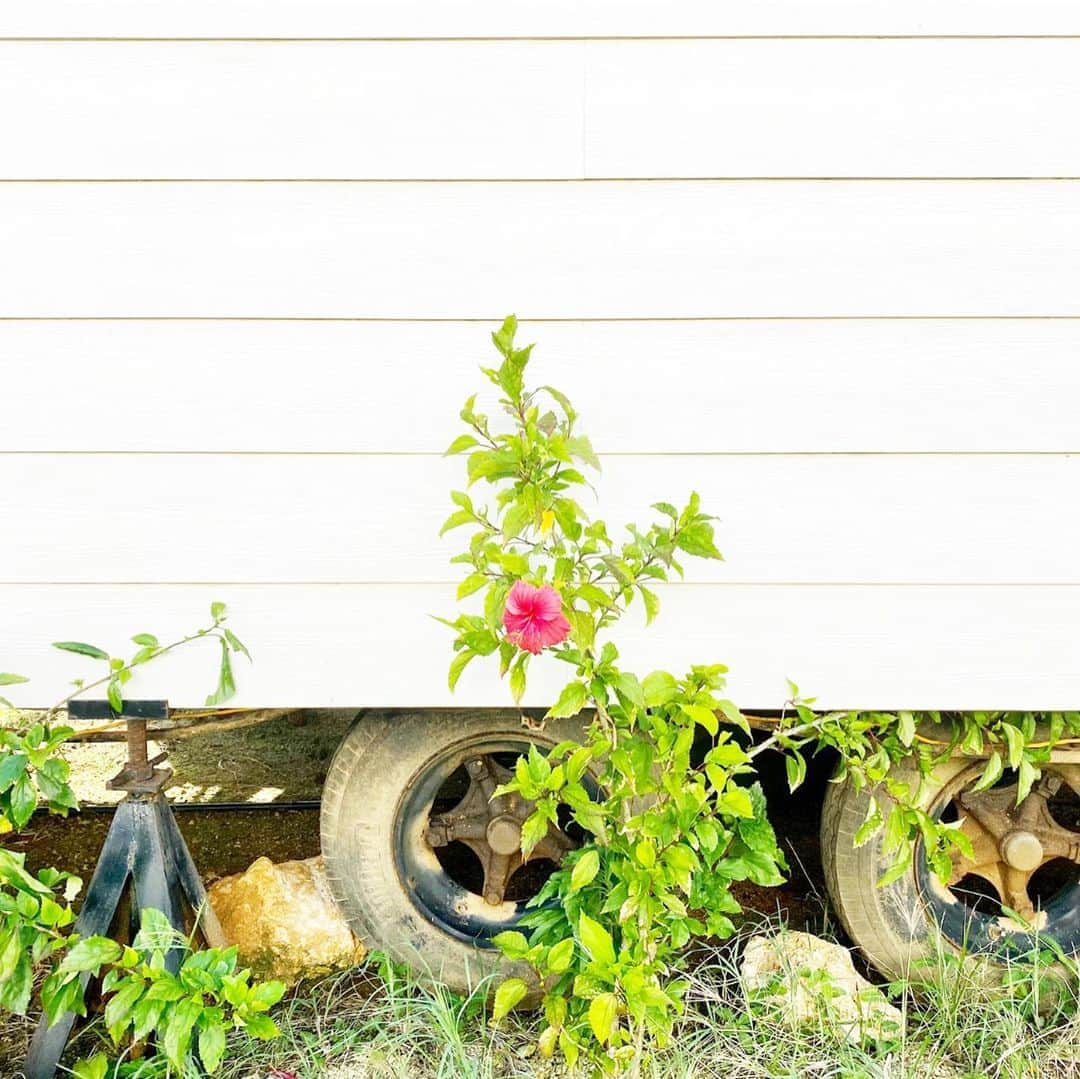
22 701 225 1079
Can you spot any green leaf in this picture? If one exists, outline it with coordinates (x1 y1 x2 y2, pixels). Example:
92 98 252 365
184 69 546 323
1016 757 1039 804
448 650 475 692
674 521 723 560
717 785 754 819
60 936 122 975
509 660 527 705
0 673 28 686
577 912 616 969
897 710 916 748
545 681 587 720
999 723 1025 770
223 628 251 661
107 679 123 715
445 434 480 455
198 1019 228 1073
52 641 109 661
492 977 528 1021
784 751 807 792
456 573 488 600
639 585 660 625
566 435 600 471
642 670 678 708
439 509 475 536
613 672 645 710
570 849 600 893
205 640 236 707
492 315 518 358
104 977 145 1040
501 501 533 540
0 954 33 1014
210 601 227 620
970 750 1004 793
9 772 37 829
546 938 574 974
164 997 203 1066
242 1012 279 1039
681 703 718 736
588 992 619 1045
0 752 29 793
131 634 159 648
71 1054 109 1079
491 931 529 960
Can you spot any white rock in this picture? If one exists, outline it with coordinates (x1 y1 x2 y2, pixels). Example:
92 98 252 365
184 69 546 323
208 855 366 985
739 931 904 1044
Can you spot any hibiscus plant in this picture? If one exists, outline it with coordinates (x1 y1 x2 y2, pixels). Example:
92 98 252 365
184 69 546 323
441 317 1067 1075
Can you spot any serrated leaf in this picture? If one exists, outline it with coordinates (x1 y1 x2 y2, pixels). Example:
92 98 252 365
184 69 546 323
545 681 587 720
639 585 660 625
198 1019 227 1073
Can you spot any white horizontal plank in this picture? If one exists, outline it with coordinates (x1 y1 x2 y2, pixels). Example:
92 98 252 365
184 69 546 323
4 41 1079 179
3 182 1080 317
3 454 1076 584
3 1 1079 38
587 40 1080 177
1 583 1078 710
5 319 1080 453
0 42 582 180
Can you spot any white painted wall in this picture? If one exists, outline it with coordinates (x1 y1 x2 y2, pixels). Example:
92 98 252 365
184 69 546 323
2 7 1077 709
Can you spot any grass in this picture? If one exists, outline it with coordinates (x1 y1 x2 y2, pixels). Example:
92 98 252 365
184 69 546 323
209 918 1079 1079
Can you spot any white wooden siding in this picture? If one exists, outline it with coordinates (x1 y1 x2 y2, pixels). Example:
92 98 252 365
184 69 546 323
4 183 1080 318
4 2 1080 38
4 320 1077 454
3 454 1075 586
1 585 1078 712
2 11 1078 710
4 41 1079 178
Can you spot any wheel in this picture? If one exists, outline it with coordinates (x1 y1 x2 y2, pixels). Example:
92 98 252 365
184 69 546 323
320 709 592 994
823 748 1080 984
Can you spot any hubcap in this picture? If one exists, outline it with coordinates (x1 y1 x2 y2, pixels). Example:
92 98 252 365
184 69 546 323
422 753 576 907
394 737 586 946
918 761 1080 954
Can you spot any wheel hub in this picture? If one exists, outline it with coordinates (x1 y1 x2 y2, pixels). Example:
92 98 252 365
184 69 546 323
1001 830 1044 872
933 763 1080 944
486 815 523 856
422 753 577 907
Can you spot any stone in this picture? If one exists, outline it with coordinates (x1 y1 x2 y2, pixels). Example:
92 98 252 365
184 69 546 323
739 931 904 1044
208 855 366 985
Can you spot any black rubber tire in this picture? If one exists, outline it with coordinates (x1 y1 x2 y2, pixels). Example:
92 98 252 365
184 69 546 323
822 745 1077 986
320 708 591 995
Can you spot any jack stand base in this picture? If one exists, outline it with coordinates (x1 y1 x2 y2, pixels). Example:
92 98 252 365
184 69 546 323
22 711 224 1079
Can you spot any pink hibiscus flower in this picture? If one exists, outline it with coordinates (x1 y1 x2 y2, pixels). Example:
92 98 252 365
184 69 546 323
503 581 572 654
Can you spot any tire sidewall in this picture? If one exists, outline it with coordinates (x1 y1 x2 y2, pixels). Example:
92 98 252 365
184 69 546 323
319 708 592 995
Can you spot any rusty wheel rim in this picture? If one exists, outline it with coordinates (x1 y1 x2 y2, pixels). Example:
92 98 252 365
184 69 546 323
394 736 582 946
915 761 1080 957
